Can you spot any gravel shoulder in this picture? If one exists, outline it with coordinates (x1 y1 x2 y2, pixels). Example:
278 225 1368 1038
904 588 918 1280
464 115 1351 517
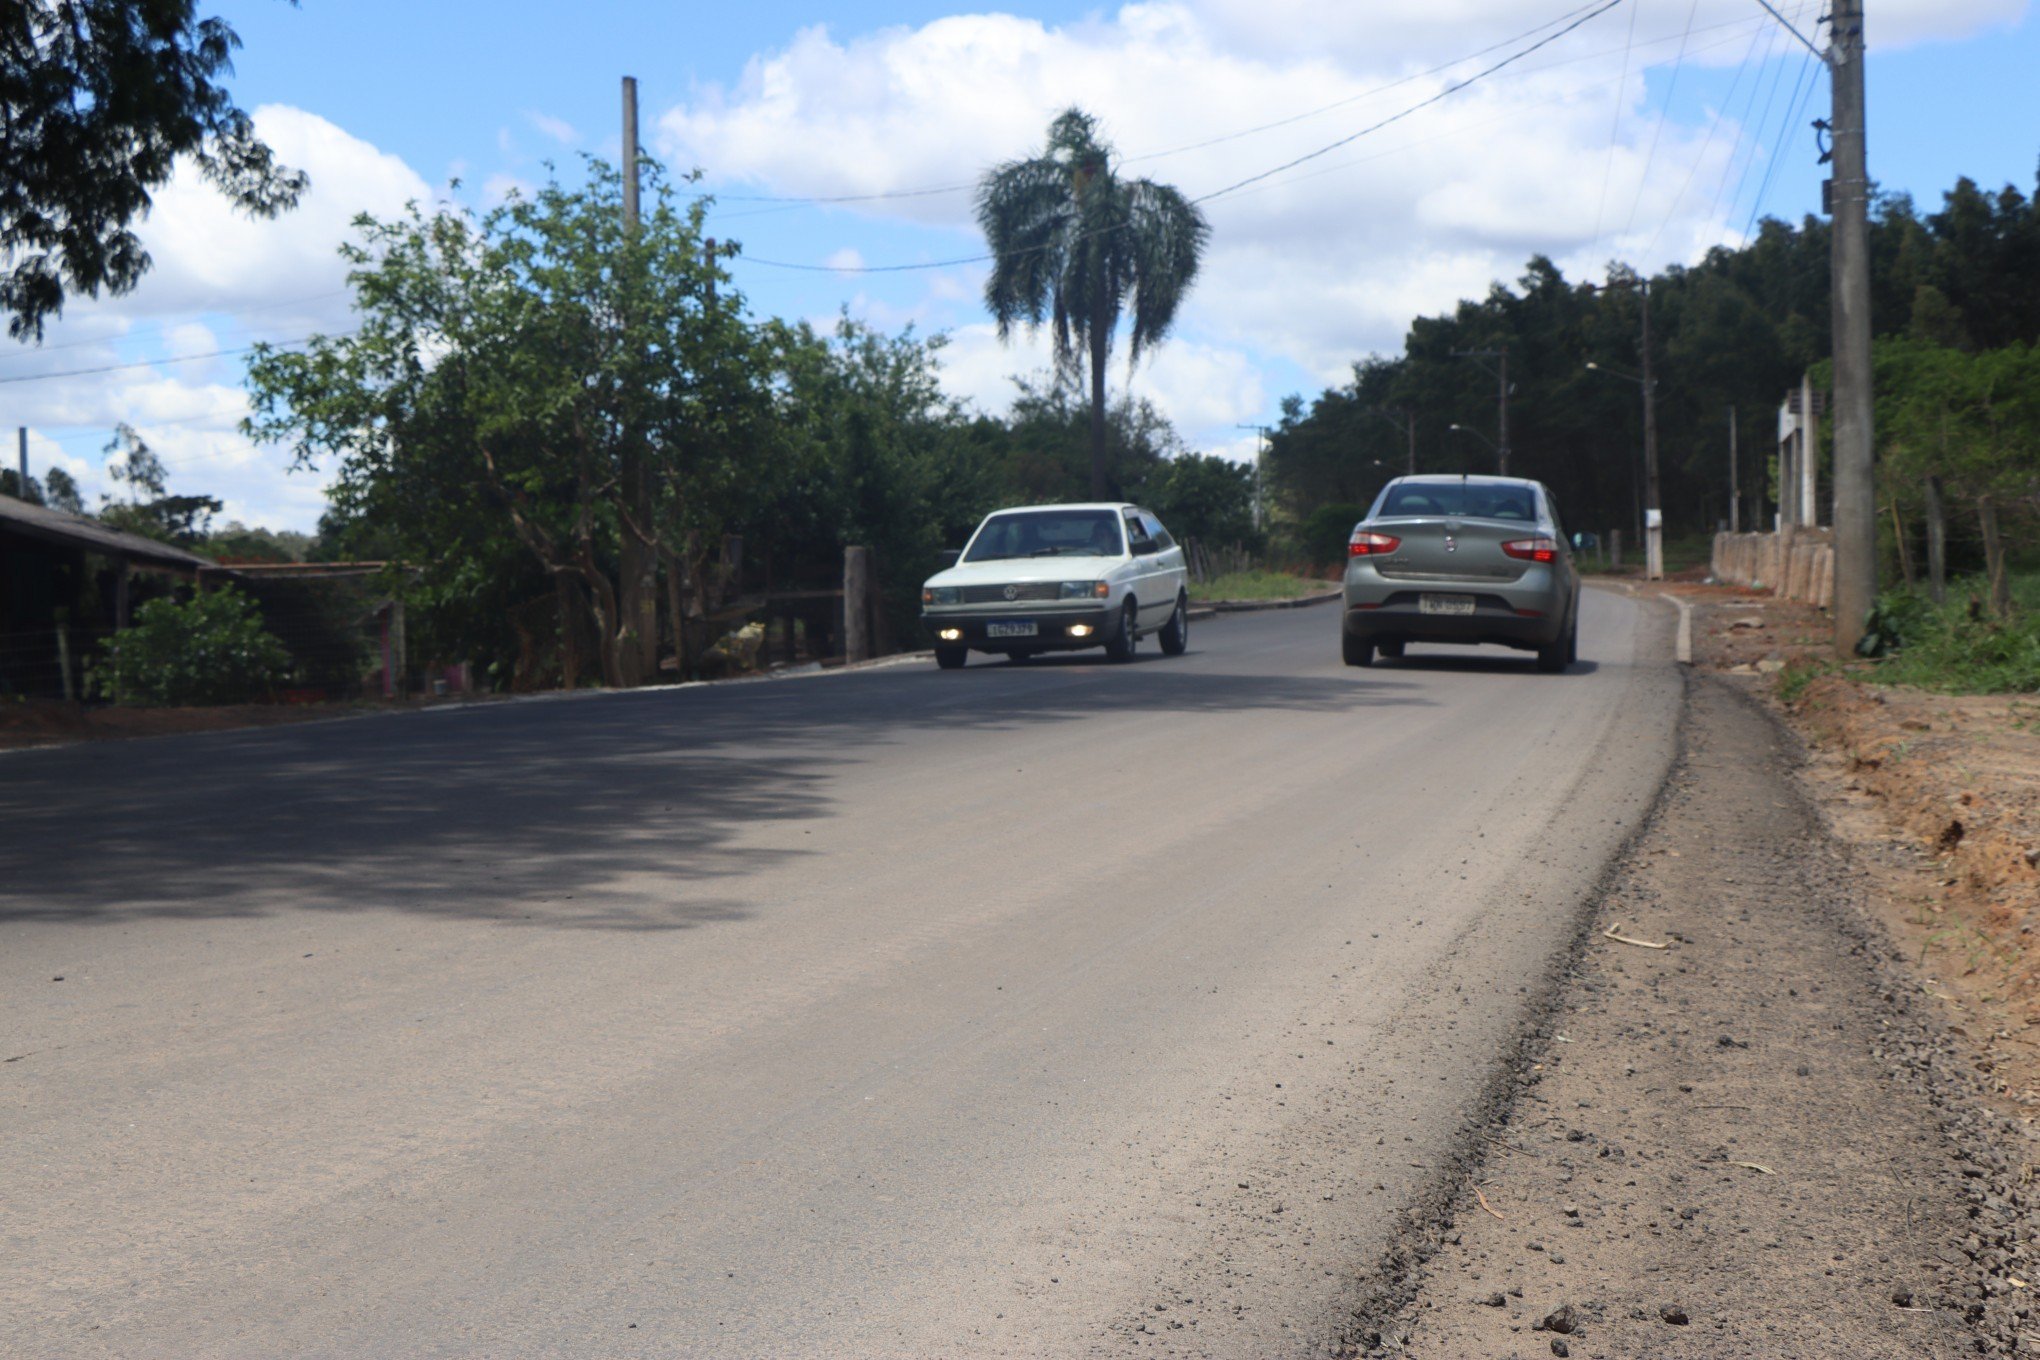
1362 672 2019 1357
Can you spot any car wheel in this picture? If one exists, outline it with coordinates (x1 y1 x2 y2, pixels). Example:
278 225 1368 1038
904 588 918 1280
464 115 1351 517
1342 632 1374 668
935 645 967 670
1104 598 1139 662
1535 633 1568 673
1565 614 1580 665
1158 593 1189 656
1378 639 1405 659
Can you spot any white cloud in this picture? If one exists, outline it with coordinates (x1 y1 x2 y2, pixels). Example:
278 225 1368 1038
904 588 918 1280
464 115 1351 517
823 247 866 272
526 111 581 145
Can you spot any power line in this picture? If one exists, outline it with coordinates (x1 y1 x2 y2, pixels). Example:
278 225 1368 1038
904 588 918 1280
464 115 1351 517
1620 0 1701 236
711 0 1664 229
1587 0 1644 264
1740 46 1822 241
0 335 341 385
1642 9 1772 257
1190 0 1627 205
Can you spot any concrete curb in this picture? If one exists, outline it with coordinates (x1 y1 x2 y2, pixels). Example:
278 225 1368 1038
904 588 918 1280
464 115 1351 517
1197 587 1344 615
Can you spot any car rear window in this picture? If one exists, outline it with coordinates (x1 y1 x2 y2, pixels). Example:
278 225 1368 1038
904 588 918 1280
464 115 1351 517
964 510 1125 561
1377 483 1538 521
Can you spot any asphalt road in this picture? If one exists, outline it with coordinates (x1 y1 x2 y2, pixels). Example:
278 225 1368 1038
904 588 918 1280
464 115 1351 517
2 588 1680 1358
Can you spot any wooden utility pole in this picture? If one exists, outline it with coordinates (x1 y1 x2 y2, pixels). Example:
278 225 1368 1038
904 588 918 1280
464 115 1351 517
1825 0 1876 656
618 75 657 684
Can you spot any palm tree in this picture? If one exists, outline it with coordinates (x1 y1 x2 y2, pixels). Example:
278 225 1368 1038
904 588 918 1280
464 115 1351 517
977 108 1210 500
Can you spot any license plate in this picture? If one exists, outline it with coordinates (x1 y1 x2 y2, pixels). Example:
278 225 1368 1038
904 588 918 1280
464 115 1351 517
1418 594 1476 616
986 620 1038 638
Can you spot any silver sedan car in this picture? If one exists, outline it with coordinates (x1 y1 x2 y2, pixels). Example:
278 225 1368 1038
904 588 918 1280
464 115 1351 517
1340 474 1580 672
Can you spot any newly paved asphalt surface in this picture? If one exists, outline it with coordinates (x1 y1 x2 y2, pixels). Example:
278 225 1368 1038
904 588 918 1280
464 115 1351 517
3 590 1679 1358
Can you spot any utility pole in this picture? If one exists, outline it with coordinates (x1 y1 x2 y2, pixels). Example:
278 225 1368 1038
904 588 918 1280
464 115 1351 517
1728 406 1740 534
617 74 656 685
1450 349 1509 475
1826 0 1874 656
15 427 24 496
1236 424 1270 528
1374 407 1418 477
1640 284 1661 581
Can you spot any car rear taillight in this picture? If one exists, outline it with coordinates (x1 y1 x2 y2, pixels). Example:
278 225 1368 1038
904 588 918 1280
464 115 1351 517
1501 537 1559 563
1348 532 1401 557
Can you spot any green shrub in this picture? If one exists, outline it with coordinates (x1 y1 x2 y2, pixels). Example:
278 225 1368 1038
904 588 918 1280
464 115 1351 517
1865 576 2040 694
1297 502 1367 567
91 587 294 706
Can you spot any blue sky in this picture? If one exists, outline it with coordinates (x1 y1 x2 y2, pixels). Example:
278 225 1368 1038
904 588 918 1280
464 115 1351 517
5 0 2033 532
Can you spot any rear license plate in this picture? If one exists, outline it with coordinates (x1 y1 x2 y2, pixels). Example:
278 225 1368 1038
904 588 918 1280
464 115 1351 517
986 620 1038 638
1418 594 1476 616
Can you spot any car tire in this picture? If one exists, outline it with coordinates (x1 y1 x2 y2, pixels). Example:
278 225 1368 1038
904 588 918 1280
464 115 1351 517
1535 632 1568 673
1565 612 1580 665
1105 598 1139 662
1377 639 1405 659
1342 632 1374 668
1158 593 1189 656
935 645 967 670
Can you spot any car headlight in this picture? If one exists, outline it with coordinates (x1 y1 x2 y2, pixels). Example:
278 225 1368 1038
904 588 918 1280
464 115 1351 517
1061 581 1109 600
924 586 961 606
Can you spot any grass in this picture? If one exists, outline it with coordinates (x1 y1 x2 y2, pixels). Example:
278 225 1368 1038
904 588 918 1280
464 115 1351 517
1865 570 2040 695
1188 570 1330 602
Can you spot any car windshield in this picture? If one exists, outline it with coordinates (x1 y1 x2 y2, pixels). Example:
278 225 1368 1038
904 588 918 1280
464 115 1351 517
1377 482 1537 522
963 510 1125 561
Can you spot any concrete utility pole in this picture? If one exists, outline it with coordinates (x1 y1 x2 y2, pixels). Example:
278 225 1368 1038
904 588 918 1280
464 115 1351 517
16 427 25 494
1640 285 1661 581
1450 349 1510 474
1728 406 1740 534
618 75 658 684
1827 0 1875 658
1236 424 1271 528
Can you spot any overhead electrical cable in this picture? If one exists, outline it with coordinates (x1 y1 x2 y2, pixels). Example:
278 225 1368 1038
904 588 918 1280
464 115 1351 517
1716 11 1799 230
1586 0 1644 264
0 335 345 385
1620 0 1702 236
1699 6 1789 235
1189 0 1627 205
1642 10 1772 257
1740 46 1823 240
712 0 1634 223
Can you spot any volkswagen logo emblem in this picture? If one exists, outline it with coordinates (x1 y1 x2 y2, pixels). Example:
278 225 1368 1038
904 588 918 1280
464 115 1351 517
1003 584 1018 600
1444 535 1458 553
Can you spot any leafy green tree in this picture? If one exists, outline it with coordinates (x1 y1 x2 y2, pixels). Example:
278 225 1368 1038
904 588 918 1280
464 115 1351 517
1139 451 1257 548
246 158 767 688
42 465 83 513
0 1 306 338
96 422 222 544
91 584 291 705
977 108 1209 500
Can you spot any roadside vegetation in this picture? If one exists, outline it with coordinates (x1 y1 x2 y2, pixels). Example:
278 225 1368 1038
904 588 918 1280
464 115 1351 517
1187 570 1327 603
1861 570 2040 694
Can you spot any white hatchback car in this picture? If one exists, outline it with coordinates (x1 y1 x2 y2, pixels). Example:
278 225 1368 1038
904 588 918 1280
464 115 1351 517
920 503 1191 668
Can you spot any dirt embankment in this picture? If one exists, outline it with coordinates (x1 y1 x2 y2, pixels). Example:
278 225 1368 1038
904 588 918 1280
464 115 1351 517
1360 589 2040 1358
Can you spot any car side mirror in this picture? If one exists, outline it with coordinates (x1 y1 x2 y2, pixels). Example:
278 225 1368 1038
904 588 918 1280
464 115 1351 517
937 548 961 568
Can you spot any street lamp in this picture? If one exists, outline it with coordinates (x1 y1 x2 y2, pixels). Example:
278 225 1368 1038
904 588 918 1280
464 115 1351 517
1583 277 1661 581
1448 422 1498 459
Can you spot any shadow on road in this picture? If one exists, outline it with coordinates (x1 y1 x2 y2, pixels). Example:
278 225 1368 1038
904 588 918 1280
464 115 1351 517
0 662 1424 931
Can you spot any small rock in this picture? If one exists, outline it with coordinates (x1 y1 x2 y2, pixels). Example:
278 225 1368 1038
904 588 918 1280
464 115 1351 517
1550 1341 1570 1358
1755 658 1787 673
1550 1254 1566 1265
1540 1304 1579 1335
1480 1292 1507 1308
1660 1304 1690 1326
1892 1289 1914 1308
1797 1064 1811 1077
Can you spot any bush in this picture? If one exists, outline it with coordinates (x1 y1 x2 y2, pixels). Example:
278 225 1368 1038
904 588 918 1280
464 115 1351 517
1297 502 1367 567
91 586 294 705
1864 577 2040 694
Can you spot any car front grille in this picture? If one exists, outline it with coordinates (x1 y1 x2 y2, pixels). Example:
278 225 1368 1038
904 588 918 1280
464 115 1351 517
960 583 1061 603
